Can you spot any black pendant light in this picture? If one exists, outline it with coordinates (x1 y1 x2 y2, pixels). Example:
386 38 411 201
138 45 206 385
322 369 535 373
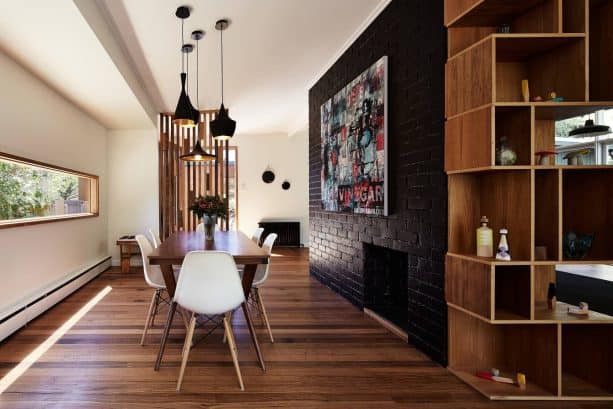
569 119 612 137
180 30 215 162
173 6 197 128
210 19 236 141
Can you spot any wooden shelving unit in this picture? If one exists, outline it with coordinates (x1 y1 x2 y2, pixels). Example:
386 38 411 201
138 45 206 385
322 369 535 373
445 0 613 401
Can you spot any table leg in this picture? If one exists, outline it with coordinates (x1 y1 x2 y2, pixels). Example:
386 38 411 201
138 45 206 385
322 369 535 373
160 264 177 298
154 264 178 371
155 301 177 371
120 244 131 273
242 264 266 371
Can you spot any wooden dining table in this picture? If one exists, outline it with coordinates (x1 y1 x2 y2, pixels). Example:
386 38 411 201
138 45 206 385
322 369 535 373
148 230 269 372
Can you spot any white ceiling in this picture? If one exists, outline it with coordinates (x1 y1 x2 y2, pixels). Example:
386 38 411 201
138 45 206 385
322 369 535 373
106 0 387 134
0 0 388 133
0 1 153 129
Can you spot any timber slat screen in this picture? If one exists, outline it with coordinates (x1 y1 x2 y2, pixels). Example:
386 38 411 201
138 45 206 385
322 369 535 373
158 110 230 238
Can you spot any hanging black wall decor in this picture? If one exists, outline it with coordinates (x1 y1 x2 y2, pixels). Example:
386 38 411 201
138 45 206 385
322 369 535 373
282 181 291 190
262 170 275 184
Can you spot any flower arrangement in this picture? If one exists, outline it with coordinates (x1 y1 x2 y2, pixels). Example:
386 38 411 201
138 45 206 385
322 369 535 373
189 195 227 220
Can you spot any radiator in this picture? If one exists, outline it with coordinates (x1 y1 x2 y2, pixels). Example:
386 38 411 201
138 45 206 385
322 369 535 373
0 257 111 343
258 221 301 247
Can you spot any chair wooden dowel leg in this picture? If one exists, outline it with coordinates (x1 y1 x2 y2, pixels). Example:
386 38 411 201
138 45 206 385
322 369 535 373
255 288 274 343
140 289 158 346
224 313 244 391
222 310 233 344
176 314 196 391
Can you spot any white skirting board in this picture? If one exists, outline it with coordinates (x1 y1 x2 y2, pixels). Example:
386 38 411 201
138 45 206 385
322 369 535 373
0 257 111 343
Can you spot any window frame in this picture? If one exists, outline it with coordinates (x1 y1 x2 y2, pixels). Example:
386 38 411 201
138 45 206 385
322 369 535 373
0 151 99 230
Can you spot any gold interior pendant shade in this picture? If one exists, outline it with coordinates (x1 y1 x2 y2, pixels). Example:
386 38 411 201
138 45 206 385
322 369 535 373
180 140 216 162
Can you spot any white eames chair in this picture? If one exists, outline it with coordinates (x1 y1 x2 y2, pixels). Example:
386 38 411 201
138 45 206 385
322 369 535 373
148 228 162 248
175 251 246 391
251 233 277 343
135 234 168 345
251 227 264 245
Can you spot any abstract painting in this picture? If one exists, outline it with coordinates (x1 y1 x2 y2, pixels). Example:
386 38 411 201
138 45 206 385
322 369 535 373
320 56 388 216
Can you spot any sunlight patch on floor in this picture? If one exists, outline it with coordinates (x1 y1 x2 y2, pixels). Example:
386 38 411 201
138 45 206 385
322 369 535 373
0 285 112 394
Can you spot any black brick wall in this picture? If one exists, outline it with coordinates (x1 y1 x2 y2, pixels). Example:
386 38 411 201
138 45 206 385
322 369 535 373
308 0 448 365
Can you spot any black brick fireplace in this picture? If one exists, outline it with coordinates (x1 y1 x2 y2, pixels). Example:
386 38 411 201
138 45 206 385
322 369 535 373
308 0 447 365
364 243 408 332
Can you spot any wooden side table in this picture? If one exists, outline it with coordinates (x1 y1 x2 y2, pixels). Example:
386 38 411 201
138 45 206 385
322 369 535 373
116 236 140 273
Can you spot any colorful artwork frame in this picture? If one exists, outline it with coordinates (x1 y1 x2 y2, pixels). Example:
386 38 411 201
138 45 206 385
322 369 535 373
320 56 388 216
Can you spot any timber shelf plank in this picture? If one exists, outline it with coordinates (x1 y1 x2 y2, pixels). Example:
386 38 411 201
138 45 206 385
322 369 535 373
534 301 613 323
449 368 556 400
446 0 551 28
446 252 532 266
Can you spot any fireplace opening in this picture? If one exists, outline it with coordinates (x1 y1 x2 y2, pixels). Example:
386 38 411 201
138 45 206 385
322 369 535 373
363 243 408 332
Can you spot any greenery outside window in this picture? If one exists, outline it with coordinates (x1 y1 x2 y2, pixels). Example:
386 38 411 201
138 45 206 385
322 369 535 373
0 152 98 228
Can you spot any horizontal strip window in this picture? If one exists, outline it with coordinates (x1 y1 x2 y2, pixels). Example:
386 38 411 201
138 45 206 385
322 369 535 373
0 151 99 229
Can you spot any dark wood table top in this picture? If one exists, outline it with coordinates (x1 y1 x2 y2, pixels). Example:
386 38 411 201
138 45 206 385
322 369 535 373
148 230 269 266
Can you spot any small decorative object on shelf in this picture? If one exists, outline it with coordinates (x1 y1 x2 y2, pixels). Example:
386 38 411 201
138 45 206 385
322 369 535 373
521 79 530 102
516 373 526 389
496 136 517 165
496 228 511 261
547 282 557 310
568 302 589 316
547 91 564 102
534 151 557 165
533 95 543 102
189 195 227 242
476 371 514 384
496 24 511 33
476 216 493 257
534 245 548 260
563 231 594 260
563 148 591 165
491 368 500 377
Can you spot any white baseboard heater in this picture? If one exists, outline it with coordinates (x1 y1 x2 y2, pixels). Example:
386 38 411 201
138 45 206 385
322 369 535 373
0 257 111 343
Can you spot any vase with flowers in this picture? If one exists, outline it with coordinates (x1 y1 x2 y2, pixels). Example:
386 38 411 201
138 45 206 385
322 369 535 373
189 195 227 242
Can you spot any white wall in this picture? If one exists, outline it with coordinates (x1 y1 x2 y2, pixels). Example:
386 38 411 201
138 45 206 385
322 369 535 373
107 129 158 265
0 50 109 318
231 129 310 245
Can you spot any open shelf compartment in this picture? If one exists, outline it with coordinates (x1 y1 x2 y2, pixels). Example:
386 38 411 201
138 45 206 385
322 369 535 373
448 308 559 398
589 0 613 101
562 324 613 397
448 170 532 261
495 106 531 166
534 170 559 260
494 265 531 320
562 169 613 261
495 35 586 103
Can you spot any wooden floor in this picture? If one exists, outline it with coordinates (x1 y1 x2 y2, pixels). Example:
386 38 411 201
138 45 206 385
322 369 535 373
0 248 610 408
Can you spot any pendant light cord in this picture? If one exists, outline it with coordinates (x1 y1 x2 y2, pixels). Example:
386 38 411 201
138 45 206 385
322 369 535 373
220 26 224 104
181 18 185 73
196 38 199 109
